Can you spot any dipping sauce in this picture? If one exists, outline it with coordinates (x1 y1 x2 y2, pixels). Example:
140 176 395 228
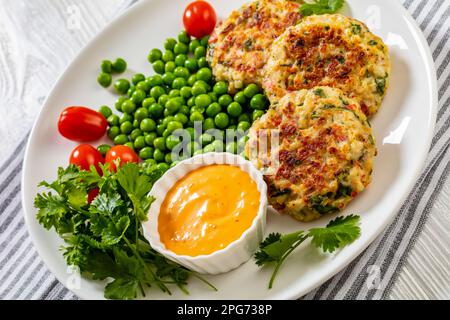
158 165 260 256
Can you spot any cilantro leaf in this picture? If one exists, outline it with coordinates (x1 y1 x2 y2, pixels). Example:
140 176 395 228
34 193 69 231
104 277 139 300
308 214 361 253
299 0 345 17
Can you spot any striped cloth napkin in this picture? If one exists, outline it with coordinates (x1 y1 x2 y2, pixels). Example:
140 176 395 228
0 0 449 300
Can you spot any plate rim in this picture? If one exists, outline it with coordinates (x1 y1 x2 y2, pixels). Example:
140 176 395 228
21 0 438 300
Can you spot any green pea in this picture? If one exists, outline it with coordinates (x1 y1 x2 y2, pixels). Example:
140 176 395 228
192 84 207 96
107 114 120 126
203 117 215 131
164 38 177 51
194 46 206 59
148 48 162 63
156 124 166 136
237 121 251 132
130 128 143 141
191 106 205 114
120 121 133 134
133 119 140 128
226 142 238 154
107 126 120 139
97 73 112 87
172 77 187 89
162 50 175 62
174 42 188 55
162 72 175 86
238 114 250 125
174 113 188 124
158 94 170 106
250 94 268 110
127 85 136 98
97 144 111 156
114 78 130 94
200 35 210 47
180 86 192 99
169 89 180 98
148 103 164 118
140 118 156 132
150 86 166 100
196 67 212 82
132 73 145 86
189 39 200 53
157 162 170 172
144 132 157 146
166 98 182 114
101 60 112 73
134 108 149 122
179 105 189 115
152 60 165 74
124 142 135 150
131 89 146 105
136 80 150 92
187 96 195 107
212 140 224 151
147 74 163 87
153 148 165 162
197 57 208 68
185 58 198 72
213 81 228 95
121 99 136 114
187 74 197 86
178 30 190 44
167 121 183 133
175 54 188 67
244 83 260 98
252 109 265 121
227 102 243 118
195 94 211 108
115 97 127 112
142 97 156 109
98 105 112 118
215 112 230 129
206 102 221 118
219 94 233 107
203 143 215 153
162 116 174 126
119 113 133 124
166 135 181 150
234 91 247 105
200 133 214 146
174 66 190 79
134 136 146 150
145 158 157 166
112 58 127 73
165 61 176 73
139 147 154 160
114 134 129 145
190 111 204 123
153 137 166 151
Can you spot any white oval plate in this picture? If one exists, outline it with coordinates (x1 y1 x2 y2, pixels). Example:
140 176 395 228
22 0 437 300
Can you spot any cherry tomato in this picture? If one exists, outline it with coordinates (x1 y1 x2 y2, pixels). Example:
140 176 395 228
105 145 140 171
58 106 107 142
87 188 100 204
69 144 104 174
183 1 217 39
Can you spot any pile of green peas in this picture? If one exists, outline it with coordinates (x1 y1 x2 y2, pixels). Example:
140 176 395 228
97 58 128 88
98 30 269 173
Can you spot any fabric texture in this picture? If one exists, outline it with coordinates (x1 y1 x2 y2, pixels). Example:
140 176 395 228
0 0 449 300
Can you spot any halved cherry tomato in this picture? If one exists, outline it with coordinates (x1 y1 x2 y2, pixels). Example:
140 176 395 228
58 106 107 142
69 144 104 174
105 145 140 171
88 188 100 204
183 1 217 39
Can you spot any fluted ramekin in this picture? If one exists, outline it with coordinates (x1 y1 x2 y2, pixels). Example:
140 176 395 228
142 152 267 274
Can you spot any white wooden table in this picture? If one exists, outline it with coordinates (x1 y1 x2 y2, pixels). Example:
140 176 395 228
0 0 449 299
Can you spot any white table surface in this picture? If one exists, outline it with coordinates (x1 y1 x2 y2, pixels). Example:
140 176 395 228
0 0 449 300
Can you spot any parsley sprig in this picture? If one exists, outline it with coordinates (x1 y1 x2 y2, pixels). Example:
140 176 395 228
255 214 360 288
35 162 216 299
299 0 345 17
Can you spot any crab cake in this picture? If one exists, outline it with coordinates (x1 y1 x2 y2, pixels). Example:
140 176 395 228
246 86 376 222
263 14 391 117
207 0 302 92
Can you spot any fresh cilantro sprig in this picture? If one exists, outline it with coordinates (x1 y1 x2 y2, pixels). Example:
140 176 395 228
255 214 360 289
299 0 345 17
34 162 216 299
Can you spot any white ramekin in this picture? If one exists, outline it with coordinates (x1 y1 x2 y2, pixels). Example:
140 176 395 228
142 152 267 274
